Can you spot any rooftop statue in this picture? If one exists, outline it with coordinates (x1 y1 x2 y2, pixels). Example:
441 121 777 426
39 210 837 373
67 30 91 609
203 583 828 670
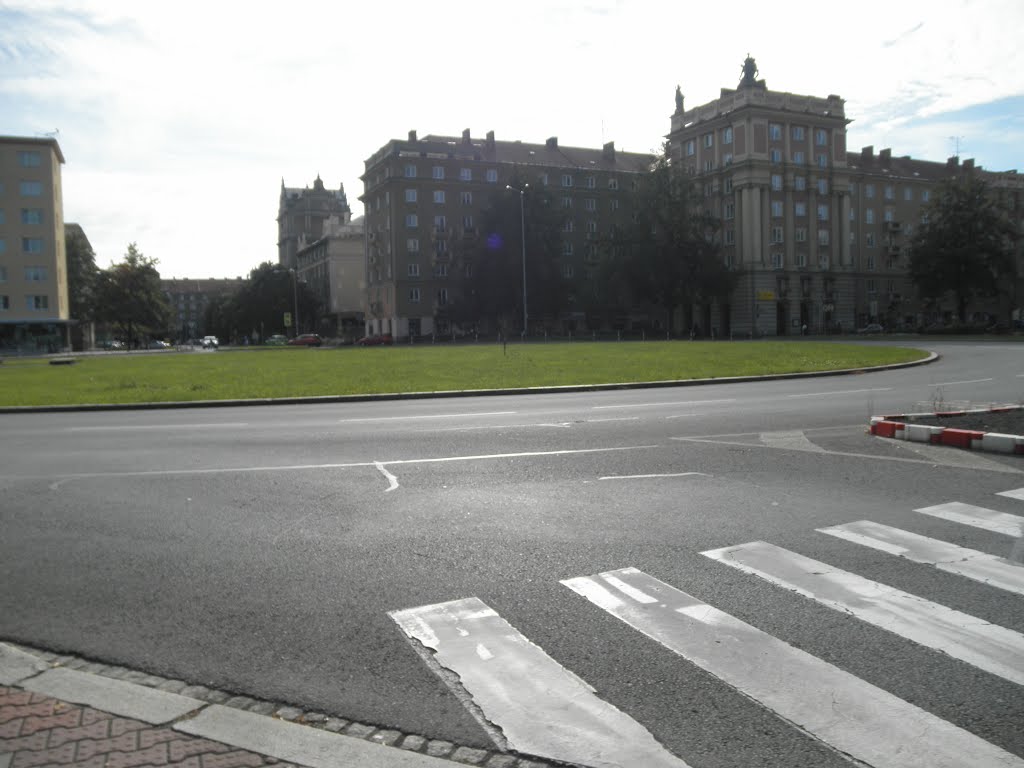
675 85 684 113
741 54 758 86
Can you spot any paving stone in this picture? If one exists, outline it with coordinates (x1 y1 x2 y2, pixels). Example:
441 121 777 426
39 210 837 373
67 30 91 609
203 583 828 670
168 736 231 761
515 760 552 768
199 750 264 768
300 712 327 724
271 707 303 722
369 728 401 747
398 734 427 751
101 742 169 768
222 697 256 710
244 702 276 716
156 680 188 694
451 746 489 765
0 717 24 738
74 729 141 759
137 727 181 749
109 718 146 737
46 718 111 745
320 717 348 733
62 659 90 671
484 756 519 768
179 687 211 700
342 722 375 739
425 739 454 758
10 741 78 767
2 729 50 753
201 691 231 705
20 708 83 735
101 667 131 681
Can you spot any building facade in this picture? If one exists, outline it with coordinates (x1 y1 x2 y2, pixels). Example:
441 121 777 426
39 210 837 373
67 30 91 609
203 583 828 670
277 176 351 270
161 277 246 341
295 213 366 340
0 135 70 351
667 56 1023 335
360 130 653 338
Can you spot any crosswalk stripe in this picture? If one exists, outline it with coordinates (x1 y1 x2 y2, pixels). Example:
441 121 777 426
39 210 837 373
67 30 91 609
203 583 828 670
389 597 690 768
997 488 1024 501
702 541 1024 686
916 501 1024 537
818 520 1024 596
562 567 1024 768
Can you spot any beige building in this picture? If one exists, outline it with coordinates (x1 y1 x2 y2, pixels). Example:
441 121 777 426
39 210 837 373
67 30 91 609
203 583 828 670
295 213 366 339
0 135 70 351
278 176 351 270
360 129 653 338
161 277 246 341
668 56 1023 335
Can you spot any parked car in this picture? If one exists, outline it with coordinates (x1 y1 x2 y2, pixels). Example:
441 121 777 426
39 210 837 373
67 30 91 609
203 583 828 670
355 334 393 346
856 323 884 335
146 339 171 349
288 333 322 347
265 335 288 346
201 336 219 348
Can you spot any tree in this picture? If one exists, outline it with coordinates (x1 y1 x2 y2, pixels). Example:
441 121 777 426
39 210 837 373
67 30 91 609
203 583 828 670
605 152 737 332
448 174 567 333
207 262 321 342
909 175 1018 323
94 243 172 346
64 225 100 350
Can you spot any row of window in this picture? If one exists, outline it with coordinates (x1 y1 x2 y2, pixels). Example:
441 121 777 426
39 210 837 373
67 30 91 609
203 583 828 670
770 150 830 168
850 183 930 203
407 288 449 304
0 238 45 255
0 294 49 310
3 181 44 196
405 165 499 183
684 126 829 156
0 208 44 224
0 265 48 281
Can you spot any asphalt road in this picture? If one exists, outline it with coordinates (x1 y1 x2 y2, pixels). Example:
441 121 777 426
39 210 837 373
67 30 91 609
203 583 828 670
2 340 1023 767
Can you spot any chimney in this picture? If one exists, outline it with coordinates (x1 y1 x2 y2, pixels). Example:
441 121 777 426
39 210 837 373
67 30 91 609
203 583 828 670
861 146 873 162
408 130 417 142
963 158 975 170
947 156 959 169
546 136 558 149
485 130 495 149
879 148 891 168
462 128 471 145
603 141 616 161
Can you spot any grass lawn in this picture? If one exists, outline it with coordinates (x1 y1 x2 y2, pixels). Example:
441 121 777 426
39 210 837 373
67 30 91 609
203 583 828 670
0 341 930 407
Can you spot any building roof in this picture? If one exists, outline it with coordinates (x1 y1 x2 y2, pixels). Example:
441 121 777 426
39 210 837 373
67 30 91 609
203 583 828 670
0 135 65 163
847 146 1021 183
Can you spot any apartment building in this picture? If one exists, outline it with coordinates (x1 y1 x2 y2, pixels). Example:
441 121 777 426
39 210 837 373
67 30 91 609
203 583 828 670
667 56 1023 335
360 130 653 338
295 213 365 339
277 176 351 270
0 135 70 351
161 277 246 341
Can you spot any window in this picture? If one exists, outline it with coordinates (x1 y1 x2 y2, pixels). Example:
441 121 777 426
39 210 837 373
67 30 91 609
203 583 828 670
849 232 857 246
792 126 805 141
817 154 828 168
562 241 574 256
867 279 877 294
884 208 895 222
769 123 782 140
724 202 735 220
586 220 598 235
771 252 783 268
406 238 419 252
703 133 714 148
849 207 856 221
816 205 829 221
817 179 828 195
922 189 930 202
865 184 875 199
586 176 596 189
460 191 473 205
884 185 894 200
818 229 830 246
21 208 43 224
22 238 43 254
771 226 784 244
866 232 876 248
561 197 572 209
724 177 733 193
407 263 420 277
26 295 48 310
608 177 619 190
609 199 619 210
723 153 733 166
562 174 573 187
771 174 782 191
793 151 805 165
462 215 474 230
19 181 42 196
796 251 808 267
405 189 417 203
685 139 695 156
904 187 913 201
564 219 575 233
435 264 449 278
815 129 827 146
434 215 446 233
437 288 449 304
433 190 445 204
404 164 417 178
865 208 874 224
795 227 808 243
771 200 783 217
0 295 7 311
562 264 574 279
795 202 807 217
539 173 548 186
405 214 418 227
18 151 41 167
703 160 714 172
819 252 830 269
794 176 806 191
432 166 444 180
585 198 596 211
725 228 735 245
486 169 498 183
723 126 733 144
409 287 421 302
770 149 782 164
459 168 472 181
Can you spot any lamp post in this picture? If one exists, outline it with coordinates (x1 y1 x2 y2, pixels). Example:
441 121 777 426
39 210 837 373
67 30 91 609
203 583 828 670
289 267 299 336
506 184 528 336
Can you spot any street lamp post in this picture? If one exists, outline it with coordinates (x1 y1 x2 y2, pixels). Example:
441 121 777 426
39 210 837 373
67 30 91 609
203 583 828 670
506 184 528 336
289 267 299 336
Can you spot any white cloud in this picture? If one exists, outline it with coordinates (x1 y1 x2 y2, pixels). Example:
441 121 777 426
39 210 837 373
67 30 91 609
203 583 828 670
2 0 1022 277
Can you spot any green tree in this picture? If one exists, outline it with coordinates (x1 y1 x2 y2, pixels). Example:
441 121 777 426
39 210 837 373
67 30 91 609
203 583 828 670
605 152 737 331
64 224 101 350
448 175 567 334
213 262 321 342
909 175 1018 323
95 243 172 346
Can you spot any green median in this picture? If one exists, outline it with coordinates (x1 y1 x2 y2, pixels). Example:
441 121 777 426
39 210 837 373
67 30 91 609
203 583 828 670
0 341 929 407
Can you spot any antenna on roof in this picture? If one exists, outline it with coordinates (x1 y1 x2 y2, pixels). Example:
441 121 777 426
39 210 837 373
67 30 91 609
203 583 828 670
949 135 964 158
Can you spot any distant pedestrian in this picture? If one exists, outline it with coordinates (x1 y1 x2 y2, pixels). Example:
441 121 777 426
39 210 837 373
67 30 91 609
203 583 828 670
801 323 808 336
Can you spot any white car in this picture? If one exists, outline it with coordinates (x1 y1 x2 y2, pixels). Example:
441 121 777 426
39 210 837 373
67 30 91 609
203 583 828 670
201 336 219 348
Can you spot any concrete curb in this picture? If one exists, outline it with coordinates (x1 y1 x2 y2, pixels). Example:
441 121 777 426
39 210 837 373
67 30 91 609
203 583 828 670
869 404 1024 455
0 351 939 414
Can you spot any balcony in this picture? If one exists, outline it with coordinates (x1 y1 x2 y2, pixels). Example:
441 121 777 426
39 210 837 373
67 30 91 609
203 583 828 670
885 221 901 232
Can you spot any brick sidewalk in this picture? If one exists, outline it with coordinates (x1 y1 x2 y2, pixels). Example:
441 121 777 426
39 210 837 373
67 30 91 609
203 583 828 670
0 687 298 768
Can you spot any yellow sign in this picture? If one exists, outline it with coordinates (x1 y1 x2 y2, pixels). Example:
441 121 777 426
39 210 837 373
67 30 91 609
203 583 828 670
283 312 292 327
757 291 775 301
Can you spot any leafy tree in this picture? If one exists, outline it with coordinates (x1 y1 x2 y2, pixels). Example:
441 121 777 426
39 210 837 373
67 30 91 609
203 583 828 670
448 174 567 334
909 175 1018 323
208 262 321 342
94 243 171 346
65 225 100 324
605 152 737 331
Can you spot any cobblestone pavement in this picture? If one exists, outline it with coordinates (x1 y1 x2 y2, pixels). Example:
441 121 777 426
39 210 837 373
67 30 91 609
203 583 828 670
0 686 296 768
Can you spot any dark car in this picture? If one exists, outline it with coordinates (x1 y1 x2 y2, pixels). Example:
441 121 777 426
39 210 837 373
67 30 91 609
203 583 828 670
355 334 393 346
856 323 884 335
288 333 322 347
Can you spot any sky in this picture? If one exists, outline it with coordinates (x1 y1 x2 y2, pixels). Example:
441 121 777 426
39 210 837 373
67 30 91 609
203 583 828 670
3 0 1023 279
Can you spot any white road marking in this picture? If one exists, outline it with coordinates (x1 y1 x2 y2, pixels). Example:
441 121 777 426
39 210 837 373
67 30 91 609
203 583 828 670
66 423 250 432
390 597 690 768
997 488 1024 501
819 520 1024 596
928 378 994 387
894 440 1024 473
785 387 892 398
702 541 1024 685
563 567 1024 768
337 411 516 423
374 461 399 492
759 431 826 453
916 502 1024 537
592 399 735 410
429 417 642 433
599 472 708 481
588 417 641 423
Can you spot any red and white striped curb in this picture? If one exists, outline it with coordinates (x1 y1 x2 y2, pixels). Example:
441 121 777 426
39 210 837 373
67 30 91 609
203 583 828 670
869 405 1024 455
